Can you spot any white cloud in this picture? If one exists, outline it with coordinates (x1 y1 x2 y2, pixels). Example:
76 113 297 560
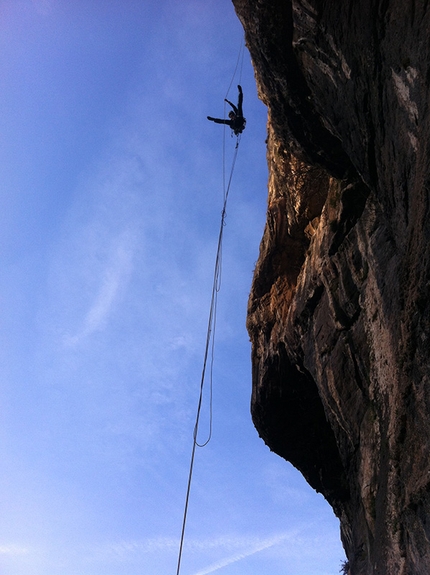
189 533 293 575
89 537 178 563
98 538 173 558
62 230 134 347
91 532 294 568
0 544 30 555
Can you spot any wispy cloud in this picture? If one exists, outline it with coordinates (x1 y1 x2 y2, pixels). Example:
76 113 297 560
63 231 133 346
190 533 293 575
89 536 178 563
0 544 30 555
94 533 294 573
105 537 178 556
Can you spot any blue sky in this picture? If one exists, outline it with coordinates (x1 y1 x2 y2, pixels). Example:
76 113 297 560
0 1 345 574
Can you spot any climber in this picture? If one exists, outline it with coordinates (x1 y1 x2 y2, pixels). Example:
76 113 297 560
207 85 246 135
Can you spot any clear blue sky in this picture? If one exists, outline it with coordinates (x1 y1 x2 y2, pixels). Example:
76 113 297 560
0 1 345 574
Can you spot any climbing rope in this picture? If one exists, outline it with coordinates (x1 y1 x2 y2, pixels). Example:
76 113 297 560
175 136 241 575
223 39 245 198
175 37 245 575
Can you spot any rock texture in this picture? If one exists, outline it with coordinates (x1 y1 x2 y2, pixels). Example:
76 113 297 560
232 1 430 573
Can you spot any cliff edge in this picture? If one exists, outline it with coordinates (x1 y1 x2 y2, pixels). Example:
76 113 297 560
232 1 430 573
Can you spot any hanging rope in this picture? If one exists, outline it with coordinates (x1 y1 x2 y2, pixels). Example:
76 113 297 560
223 39 245 198
175 36 245 575
224 38 245 103
175 136 241 575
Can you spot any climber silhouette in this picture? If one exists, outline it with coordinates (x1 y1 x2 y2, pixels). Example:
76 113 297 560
207 85 246 135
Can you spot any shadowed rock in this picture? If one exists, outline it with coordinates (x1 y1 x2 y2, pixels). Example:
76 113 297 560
233 0 430 573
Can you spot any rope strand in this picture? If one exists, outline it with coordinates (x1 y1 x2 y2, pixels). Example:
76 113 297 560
224 37 245 100
175 36 245 575
175 136 241 575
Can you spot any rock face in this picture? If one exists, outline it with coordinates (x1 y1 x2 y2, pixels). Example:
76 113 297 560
232 1 430 573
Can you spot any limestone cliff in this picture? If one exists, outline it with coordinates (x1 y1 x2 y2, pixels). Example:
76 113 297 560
232 1 430 573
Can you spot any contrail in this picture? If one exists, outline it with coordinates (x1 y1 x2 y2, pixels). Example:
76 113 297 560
190 532 292 575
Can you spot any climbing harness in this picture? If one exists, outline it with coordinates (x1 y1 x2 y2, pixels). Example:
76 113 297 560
175 39 245 575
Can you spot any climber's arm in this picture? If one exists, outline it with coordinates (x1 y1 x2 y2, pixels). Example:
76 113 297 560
207 116 231 125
